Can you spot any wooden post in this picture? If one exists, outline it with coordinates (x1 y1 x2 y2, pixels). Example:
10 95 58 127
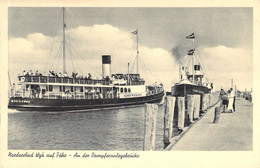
213 107 221 123
206 93 209 109
193 94 200 120
208 93 212 108
143 103 158 151
187 95 195 124
202 94 207 112
177 97 185 131
163 96 176 148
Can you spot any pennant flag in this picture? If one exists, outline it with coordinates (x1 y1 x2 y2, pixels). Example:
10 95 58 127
186 33 195 39
187 49 195 55
132 29 138 35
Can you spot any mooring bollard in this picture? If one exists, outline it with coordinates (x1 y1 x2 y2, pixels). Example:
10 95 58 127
177 97 185 131
213 107 221 123
143 103 158 151
187 95 195 125
163 96 176 148
193 94 200 120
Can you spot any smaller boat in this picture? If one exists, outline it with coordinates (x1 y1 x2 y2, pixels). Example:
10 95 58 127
171 33 213 98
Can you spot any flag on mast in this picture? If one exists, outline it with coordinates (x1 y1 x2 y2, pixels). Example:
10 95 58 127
187 49 195 55
132 29 138 35
186 33 195 39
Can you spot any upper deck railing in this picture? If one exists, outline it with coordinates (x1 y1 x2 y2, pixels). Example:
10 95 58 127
19 75 112 85
18 75 145 85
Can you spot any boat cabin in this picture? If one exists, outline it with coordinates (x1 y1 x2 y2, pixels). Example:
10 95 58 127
10 70 153 100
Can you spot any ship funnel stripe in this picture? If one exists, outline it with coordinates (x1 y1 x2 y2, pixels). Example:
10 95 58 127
102 55 111 64
194 65 201 71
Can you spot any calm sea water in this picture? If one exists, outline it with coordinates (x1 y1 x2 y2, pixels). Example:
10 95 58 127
8 104 176 151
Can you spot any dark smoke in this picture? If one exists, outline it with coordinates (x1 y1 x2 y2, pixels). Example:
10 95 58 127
171 46 186 64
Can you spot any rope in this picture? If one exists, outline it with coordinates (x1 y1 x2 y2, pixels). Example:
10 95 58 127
194 42 210 83
44 9 63 73
66 40 84 75
66 42 102 77
130 56 137 73
50 42 62 71
66 40 76 72
54 45 63 73
8 71 12 87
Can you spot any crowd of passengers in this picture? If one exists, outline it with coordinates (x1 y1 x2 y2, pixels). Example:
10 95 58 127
112 74 144 83
20 70 144 82
20 70 99 80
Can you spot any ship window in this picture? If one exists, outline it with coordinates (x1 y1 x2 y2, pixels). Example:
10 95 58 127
63 86 65 92
71 86 74 92
26 85 29 91
124 88 127 93
49 85 53 92
128 88 131 92
80 87 83 92
60 86 62 92
120 88 123 93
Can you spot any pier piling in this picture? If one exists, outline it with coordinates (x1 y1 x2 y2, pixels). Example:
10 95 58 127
193 95 200 120
187 95 195 125
163 96 176 148
177 97 185 131
202 94 207 112
143 103 158 151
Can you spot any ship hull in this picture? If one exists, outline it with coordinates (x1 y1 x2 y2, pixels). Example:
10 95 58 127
8 91 164 112
171 83 211 110
171 83 211 97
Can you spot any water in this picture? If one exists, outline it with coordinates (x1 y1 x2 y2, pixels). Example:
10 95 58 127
8 105 169 151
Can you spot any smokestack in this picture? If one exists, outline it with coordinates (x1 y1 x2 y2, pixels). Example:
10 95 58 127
102 55 111 78
194 65 201 75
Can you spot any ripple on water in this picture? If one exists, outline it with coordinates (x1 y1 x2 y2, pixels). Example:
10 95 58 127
8 105 167 150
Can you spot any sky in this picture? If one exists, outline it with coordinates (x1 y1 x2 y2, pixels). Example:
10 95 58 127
8 7 253 91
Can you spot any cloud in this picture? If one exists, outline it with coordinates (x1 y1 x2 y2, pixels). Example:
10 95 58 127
202 45 252 91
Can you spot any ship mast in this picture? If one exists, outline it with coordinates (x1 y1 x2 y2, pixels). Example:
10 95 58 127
136 29 139 74
62 7 66 75
192 38 195 84
132 28 139 74
186 33 196 84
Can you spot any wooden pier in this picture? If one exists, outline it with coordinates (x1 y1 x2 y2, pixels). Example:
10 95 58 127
167 97 252 150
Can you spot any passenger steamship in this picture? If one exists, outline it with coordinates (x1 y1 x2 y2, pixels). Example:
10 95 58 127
8 8 164 112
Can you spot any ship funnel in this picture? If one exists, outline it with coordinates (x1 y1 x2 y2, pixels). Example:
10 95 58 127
102 55 111 78
194 65 201 75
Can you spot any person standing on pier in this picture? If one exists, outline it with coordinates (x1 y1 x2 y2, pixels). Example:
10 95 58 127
222 90 229 112
232 88 236 112
227 88 234 113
